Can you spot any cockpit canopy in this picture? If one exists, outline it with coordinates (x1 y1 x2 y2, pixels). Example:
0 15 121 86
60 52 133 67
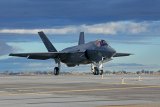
95 40 108 47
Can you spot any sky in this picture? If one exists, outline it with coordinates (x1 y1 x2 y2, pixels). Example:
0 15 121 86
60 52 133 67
0 0 160 72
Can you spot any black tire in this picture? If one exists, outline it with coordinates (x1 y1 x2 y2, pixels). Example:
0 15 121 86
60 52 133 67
93 71 96 75
100 70 103 75
93 67 96 75
54 67 59 75
93 67 99 75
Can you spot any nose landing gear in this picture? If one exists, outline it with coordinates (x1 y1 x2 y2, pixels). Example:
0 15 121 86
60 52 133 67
93 67 99 75
91 62 104 75
54 67 59 75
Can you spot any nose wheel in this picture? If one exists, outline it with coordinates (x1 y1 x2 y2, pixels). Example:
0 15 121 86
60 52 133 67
93 67 99 75
100 70 103 75
91 60 104 75
92 67 103 75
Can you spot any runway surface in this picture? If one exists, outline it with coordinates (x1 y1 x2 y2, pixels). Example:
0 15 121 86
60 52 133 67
0 74 160 107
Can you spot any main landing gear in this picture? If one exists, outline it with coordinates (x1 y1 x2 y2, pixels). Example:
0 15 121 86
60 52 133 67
91 61 104 75
54 67 59 75
54 61 61 75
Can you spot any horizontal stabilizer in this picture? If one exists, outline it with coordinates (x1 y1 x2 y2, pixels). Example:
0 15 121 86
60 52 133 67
113 53 133 57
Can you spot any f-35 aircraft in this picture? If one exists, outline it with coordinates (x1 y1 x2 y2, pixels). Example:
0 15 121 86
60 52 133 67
9 31 132 75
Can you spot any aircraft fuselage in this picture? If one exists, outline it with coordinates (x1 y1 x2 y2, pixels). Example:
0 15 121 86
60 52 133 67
60 40 116 67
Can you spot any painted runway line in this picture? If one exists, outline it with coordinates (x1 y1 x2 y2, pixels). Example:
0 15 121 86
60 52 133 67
0 85 159 96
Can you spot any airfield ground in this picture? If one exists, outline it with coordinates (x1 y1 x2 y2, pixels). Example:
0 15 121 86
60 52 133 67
0 74 159 107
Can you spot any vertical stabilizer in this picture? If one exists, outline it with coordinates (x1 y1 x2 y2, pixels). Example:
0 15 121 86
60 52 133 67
38 31 57 52
78 32 85 45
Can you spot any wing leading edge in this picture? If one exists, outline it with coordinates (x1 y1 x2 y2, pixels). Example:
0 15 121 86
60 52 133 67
9 52 59 60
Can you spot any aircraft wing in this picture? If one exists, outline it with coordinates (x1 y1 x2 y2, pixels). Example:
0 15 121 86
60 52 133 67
9 52 60 60
113 53 133 57
9 52 84 60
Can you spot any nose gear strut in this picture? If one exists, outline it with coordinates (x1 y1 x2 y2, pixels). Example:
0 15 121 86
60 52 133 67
91 57 105 75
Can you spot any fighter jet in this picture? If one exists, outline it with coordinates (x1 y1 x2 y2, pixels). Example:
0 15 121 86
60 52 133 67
9 31 132 75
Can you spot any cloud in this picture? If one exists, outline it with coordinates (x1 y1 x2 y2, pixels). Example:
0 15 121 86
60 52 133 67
110 40 160 46
0 27 77 35
0 21 148 35
82 21 147 34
